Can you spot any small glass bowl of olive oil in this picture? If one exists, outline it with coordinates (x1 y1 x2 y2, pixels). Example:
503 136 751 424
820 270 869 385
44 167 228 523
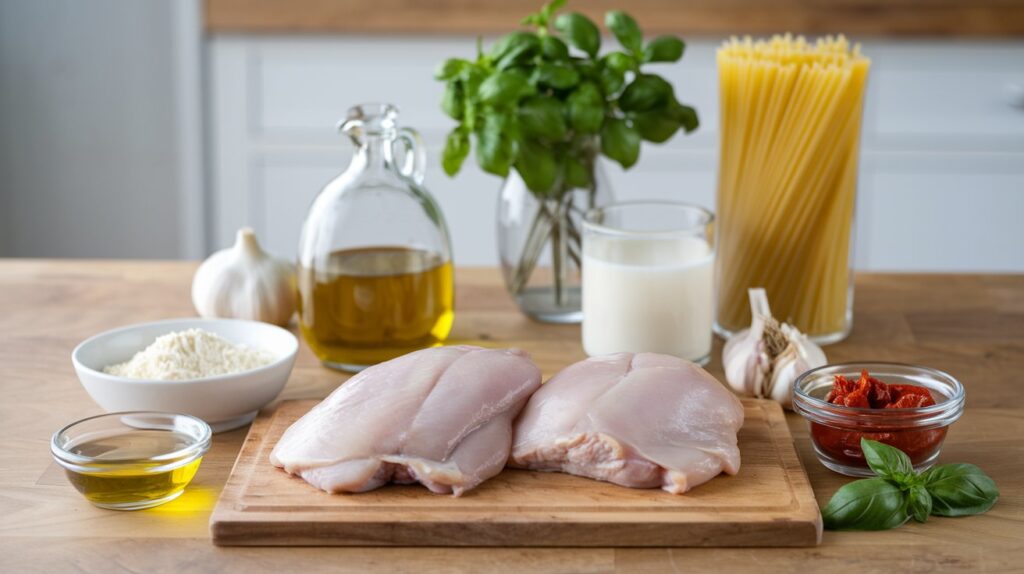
51 412 211 510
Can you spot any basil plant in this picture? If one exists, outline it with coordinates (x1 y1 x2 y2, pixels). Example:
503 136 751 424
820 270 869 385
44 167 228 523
435 0 698 305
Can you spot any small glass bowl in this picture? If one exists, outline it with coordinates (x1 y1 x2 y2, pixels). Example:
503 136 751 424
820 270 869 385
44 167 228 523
51 412 212 510
793 362 965 477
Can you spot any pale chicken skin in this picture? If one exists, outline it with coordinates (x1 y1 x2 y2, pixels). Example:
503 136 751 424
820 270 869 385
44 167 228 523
270 345 542 496
510 353 744 494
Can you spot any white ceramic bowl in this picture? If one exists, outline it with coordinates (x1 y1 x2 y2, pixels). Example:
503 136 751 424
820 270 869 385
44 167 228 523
72 318 298 432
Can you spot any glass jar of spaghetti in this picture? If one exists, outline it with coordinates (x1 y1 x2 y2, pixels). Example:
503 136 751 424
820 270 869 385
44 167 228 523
714 36 870 343
793 362 965 477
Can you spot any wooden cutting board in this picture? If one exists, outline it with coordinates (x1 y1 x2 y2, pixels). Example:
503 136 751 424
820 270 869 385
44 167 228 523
210 399 821 547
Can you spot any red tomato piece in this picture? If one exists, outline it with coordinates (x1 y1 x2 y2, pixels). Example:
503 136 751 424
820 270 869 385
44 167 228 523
867 377 892 408
843 388 871 408
825 372 936 408
827 374 860 401
886 393 933 409
889 384 934 399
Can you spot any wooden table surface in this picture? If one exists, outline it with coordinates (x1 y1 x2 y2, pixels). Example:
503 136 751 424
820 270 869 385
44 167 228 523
2 260 1022 573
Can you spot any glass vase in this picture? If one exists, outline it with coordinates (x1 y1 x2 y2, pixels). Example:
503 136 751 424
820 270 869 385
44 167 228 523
496 157 613 323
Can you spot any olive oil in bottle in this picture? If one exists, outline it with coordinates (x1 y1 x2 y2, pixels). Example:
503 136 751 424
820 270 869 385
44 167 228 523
297 246 454 370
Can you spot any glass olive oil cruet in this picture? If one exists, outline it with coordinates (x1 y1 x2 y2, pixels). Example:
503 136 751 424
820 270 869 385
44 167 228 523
297 103 454 372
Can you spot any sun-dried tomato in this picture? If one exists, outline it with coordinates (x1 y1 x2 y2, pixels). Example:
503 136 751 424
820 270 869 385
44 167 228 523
865 374 892 408
888 384 937 407
842 387 871 408
811 370 944 468
824 370 934 409
887 393 933 409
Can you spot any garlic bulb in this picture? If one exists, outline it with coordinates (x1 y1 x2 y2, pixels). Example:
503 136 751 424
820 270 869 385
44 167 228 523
192 227 296 327
722 288 827 409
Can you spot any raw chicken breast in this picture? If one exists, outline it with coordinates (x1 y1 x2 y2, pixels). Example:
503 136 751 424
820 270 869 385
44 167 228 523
510 353 744 494
271 345 541 496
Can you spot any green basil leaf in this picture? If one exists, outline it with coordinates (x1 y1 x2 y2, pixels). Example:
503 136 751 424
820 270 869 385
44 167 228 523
822 477 910 531
554 12 600 58
564 154 591 189
923 463 1000 517
632 110 678 143
540 35 570 61
459 65 485 93
598 66 625 97
490 32 540 70
525 0 565 27
541 0 566 20
861 439 916 484
600 117 640 169
531 62 580 90
618 74 672 112
521 13 541 27
518 96 567 141
907 484 932 523
605 11 642 54
441 82 464 120
567 82 605 134
435 58 469 81
670 102 699 133
514 139 558 194
478 71 534 106
643 36 685 63
475 114 514 177
602 52 635 74
441 127 470 176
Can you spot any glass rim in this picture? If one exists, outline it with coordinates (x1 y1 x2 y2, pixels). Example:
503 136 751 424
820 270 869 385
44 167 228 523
339 102 400 138
346 102 399 121
51 411 212 469
582 200 714 238
792 362 965 429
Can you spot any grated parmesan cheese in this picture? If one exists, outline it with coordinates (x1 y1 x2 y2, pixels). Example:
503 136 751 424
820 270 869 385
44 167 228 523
103 328 275 380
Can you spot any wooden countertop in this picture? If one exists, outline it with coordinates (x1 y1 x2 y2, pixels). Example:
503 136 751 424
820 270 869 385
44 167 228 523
204 0 1024 38
2 260 1022 572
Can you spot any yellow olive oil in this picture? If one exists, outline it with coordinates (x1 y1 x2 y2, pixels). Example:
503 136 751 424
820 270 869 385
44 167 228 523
63 430 203 510
297 246 454 370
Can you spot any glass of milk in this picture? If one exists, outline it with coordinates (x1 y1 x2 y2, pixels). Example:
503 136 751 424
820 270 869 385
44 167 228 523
582 201 715 365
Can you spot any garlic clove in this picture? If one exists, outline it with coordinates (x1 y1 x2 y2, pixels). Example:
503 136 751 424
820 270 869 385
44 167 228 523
782 323 827 368
723 328 754 394
766 346 804 409
751 343 771 398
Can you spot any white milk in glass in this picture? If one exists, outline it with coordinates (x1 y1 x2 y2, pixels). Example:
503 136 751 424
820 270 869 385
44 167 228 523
582 234 714 362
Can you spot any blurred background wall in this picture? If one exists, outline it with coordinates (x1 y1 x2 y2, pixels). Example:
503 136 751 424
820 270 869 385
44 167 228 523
0 0 204 259
1 0 1023 270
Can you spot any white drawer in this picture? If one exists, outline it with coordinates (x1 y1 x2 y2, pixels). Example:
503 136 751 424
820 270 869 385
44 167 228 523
855 152 1024 271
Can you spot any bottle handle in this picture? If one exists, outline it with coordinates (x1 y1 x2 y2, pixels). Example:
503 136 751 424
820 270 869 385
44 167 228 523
393 127 427 185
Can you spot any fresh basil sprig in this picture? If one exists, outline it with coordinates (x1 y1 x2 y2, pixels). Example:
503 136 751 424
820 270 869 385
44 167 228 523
434 0 698 195
822 439 999 531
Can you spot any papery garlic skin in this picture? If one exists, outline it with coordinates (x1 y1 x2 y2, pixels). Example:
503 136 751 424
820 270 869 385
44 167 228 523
723 330 767 398
722 289 827 409
192 227 296 327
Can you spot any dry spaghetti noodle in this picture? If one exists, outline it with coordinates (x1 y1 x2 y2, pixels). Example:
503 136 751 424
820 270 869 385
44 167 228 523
715 35 870 341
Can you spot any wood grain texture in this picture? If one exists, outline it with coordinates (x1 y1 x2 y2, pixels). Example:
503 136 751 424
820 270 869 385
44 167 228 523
204 0 1024 38
0 260 1022 571
210 399 821 547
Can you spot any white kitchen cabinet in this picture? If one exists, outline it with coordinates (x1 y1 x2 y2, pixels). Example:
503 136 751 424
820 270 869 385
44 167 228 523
207 36 1024 270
